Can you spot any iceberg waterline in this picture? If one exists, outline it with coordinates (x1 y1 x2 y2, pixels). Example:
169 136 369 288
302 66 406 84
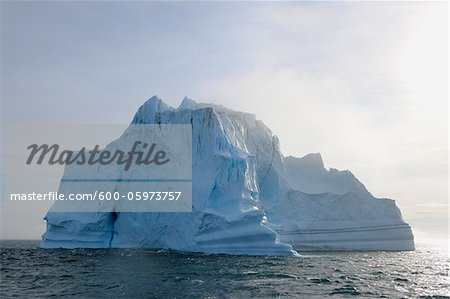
41 96 414 255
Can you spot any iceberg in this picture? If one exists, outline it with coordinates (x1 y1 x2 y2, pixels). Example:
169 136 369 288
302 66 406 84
41 96 414 255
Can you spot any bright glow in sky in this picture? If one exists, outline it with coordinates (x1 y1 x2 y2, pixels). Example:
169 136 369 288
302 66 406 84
1 1 448 244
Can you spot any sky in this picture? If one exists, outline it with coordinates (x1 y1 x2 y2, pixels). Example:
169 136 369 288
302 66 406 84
0 1 448 245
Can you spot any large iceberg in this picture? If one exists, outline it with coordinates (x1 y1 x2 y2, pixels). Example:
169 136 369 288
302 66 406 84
41 96 414 255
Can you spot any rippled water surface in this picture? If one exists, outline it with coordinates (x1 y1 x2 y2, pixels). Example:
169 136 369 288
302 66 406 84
1 240 449 298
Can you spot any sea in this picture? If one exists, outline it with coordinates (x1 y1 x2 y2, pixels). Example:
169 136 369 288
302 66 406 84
1 240 448 298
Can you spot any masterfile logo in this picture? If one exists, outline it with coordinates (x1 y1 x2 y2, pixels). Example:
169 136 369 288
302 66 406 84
2 124 192 212
26 141 171 171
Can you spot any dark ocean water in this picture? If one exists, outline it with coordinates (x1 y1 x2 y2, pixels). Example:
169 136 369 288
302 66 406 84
1 240 448 298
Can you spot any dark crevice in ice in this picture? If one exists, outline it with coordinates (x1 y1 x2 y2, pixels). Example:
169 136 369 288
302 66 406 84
108 211 118 248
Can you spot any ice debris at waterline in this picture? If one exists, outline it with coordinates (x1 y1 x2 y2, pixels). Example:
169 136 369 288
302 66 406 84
41 96 414 255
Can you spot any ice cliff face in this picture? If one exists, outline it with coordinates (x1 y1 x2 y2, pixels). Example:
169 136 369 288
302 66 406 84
41 96 414 254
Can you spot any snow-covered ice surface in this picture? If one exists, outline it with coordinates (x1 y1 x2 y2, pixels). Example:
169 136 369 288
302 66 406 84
41 96 414 255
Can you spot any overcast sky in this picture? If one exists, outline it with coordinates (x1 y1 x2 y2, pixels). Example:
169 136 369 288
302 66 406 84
1 1 448 244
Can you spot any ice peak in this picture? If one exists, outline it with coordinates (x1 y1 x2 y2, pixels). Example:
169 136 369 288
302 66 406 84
302 152 325 169
131 96 173 124
179 97 198 110
285 152 325 171
142 95 171 113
